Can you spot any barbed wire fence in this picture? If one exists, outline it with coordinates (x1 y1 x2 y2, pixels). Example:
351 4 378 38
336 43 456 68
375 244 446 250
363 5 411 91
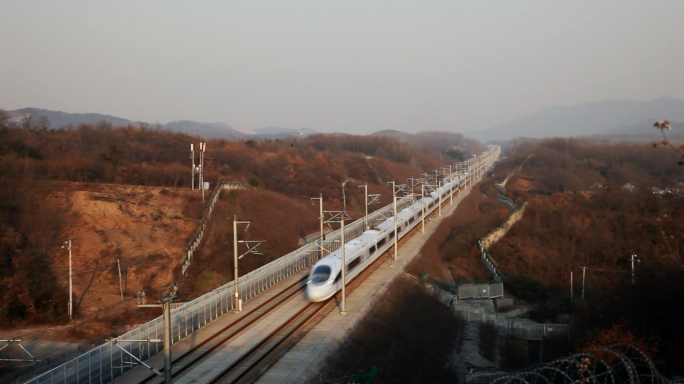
489 344 684 384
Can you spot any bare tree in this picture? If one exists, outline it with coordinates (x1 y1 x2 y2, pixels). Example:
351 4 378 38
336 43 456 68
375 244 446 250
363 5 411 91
38 115 51 131
0 109 10 126
653 120 684 166
20 108 39 129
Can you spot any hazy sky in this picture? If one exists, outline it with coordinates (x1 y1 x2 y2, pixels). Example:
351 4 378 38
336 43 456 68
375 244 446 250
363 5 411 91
1 1 683 134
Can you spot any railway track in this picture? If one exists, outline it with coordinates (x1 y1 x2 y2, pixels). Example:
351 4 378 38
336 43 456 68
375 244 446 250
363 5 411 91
138 204 431 384
139 277 306 384
208 229 414 384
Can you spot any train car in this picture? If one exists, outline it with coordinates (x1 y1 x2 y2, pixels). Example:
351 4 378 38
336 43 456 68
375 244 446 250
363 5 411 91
306 177 462 302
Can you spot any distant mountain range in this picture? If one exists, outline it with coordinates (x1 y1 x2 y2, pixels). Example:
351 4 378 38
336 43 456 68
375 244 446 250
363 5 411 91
465 96 684 142
6 108 134 128
8 97 682 143
4 108 318 139
164 120 251 139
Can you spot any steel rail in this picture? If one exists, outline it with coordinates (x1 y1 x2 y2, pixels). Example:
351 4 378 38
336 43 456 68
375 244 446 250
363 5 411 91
138 277 306 384
210 208 432 384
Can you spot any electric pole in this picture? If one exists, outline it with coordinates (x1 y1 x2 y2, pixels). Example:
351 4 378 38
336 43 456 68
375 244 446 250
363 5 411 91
570 271 573 300
340 216 347 315
311 194 325 257
200 142 206 203
421 184 425 234
387 181 398 264
231 216 263 312
359 185 369 230
448 165 453 205
233 215 242 312
323 211 351 315
62 240 73 320
438 180 443 217
631 254 639 285
190 143 195 191
138 296 174 384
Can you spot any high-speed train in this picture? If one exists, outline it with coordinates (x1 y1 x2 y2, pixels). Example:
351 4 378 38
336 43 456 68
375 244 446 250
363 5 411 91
306 172 470 302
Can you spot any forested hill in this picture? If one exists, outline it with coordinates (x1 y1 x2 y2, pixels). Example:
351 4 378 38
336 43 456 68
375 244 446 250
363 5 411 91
490 138 684 374
0 122 484 199
0 120 484 327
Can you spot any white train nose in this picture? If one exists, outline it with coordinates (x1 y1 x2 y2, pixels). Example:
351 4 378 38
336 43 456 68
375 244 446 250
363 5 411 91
306 284 334 302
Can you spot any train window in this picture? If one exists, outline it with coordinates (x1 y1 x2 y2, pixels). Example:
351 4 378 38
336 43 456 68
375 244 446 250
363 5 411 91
377 238 386 248
408 217 414 224
397 225 403 233
334 271 342 283
310 265 332 285
347 257 361 271
369 245 376 254
389 231 395 239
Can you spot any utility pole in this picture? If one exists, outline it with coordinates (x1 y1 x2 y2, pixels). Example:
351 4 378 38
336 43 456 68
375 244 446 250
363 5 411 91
62 240 73 320
407 178 415 196
631 254 638 285
200 143 206 203
448 165 454 205
457 164 462 197
138 296 174 384
233 215 242 312
117 259 124 300
162 299 171 384
438 180 443 217
311 195 325 257
340 216 347 315
581 266 586 300
190 144 195 191
570 271 573 300
359 185 369 230
387 181 398 264
324 211 351 315
421 184 425 233
231 216 263 313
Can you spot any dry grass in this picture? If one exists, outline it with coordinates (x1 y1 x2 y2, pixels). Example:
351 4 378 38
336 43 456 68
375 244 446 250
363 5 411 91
408 181 510 282
315 276 463 384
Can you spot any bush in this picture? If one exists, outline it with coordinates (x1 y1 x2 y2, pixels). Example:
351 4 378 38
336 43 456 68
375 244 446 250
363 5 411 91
316 276 463 383
247 175 264 188
196 270 229 293
506 276 549 302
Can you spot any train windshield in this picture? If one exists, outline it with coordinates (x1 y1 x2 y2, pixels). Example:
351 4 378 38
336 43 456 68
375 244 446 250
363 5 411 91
310 265 332 285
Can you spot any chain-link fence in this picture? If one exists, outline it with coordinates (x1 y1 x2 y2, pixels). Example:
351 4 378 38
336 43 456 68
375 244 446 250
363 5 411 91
458 283 504 299
433 287 568 340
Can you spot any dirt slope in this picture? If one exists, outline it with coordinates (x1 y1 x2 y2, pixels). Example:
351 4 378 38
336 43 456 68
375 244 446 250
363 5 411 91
59 185 200 317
